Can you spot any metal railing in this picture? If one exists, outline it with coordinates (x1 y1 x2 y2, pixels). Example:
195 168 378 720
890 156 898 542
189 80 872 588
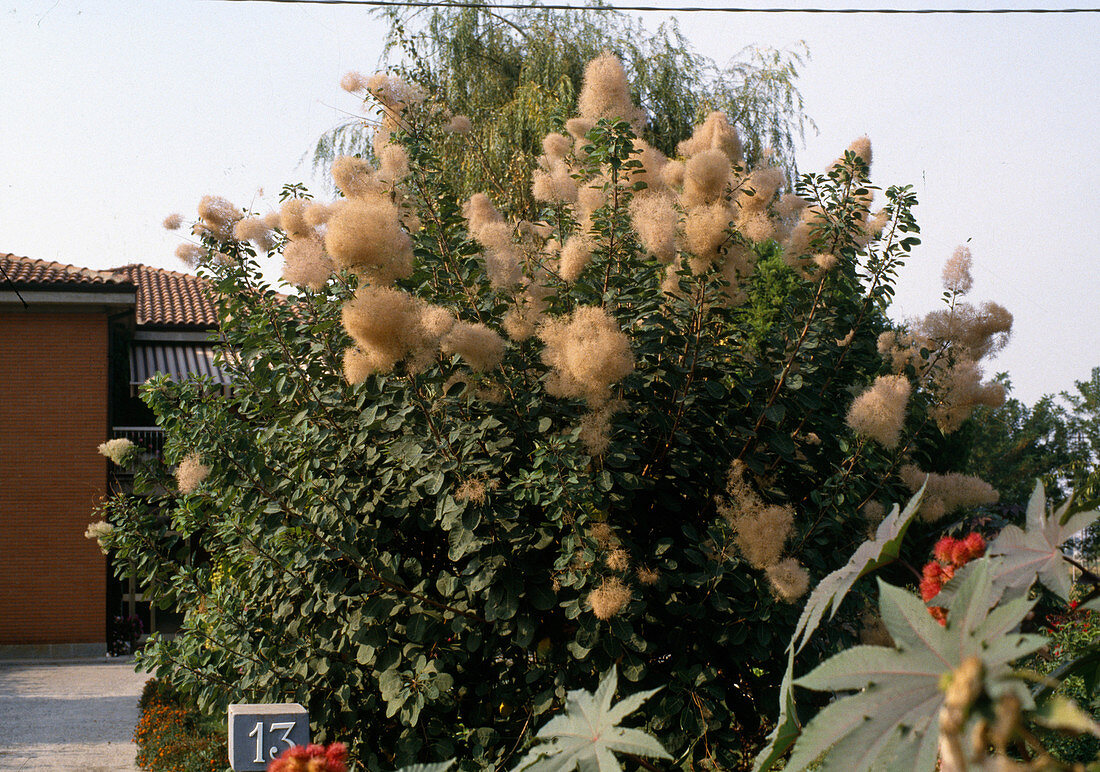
111 426 165 458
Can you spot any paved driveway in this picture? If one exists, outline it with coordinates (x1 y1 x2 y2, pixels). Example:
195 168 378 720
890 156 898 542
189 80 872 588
0 659 150 771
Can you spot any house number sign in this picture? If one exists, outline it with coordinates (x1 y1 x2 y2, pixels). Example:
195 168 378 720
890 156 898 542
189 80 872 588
228 703 309 771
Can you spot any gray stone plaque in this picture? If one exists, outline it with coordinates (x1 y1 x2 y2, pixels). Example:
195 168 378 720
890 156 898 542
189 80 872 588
228 703 310 771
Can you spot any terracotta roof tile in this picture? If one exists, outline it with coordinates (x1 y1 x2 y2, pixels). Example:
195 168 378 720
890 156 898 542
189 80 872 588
1 253 218 329
0 253 130 288
110 264 218 329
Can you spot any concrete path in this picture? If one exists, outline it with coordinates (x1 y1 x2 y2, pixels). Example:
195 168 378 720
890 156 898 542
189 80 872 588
0 659 150 771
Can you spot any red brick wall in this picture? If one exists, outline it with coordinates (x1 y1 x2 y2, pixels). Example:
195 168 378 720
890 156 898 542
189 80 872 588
0 311 108 645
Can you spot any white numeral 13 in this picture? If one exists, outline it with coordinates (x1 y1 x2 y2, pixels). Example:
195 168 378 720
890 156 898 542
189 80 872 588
249 720 298 763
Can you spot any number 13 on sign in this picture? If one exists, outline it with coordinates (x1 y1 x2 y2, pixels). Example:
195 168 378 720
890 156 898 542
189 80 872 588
248 720 298 763
228 703 308 771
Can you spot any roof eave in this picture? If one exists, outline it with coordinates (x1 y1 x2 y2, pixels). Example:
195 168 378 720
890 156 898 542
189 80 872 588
0 288 137 310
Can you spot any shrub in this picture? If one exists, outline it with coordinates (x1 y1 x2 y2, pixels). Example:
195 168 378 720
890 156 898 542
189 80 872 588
102 52 1010 770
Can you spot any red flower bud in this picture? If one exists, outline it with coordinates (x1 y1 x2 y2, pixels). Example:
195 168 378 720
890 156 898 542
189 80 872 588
920 577 942 602
963 532 986 559
933 537 956 563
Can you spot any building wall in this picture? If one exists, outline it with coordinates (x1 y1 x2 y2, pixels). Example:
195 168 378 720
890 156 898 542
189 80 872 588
0 311 108 646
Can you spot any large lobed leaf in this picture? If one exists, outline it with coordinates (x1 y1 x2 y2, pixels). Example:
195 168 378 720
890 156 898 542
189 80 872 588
934 481 1099 606
512 667 670 772
990 481 1098 603
753 486 924 772
784 559 1045 772
791 484 925 655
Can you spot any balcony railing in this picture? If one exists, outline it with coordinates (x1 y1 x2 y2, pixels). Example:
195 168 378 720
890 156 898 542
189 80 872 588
111 426 165 458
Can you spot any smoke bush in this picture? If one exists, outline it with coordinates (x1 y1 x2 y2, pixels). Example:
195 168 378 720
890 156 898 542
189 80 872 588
99 54 1011 770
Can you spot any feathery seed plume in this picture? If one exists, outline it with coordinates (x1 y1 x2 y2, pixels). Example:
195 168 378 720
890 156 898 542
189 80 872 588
233 217 278 252
304 203 335 227
629 194 680 264
682 149 730 208
175 244 205 269
279 199 313 239
942 246 974 295
463 194 523 289
196 195 240 240
282 236 333 291
860 209 891 245
877 331 896 356
661 160 685 190
587 576 632 620
717 244 756 307
899 465 998 522
341 286 422 374
503 266 554 342
419 304 456 341
542 132 572 161
98 438 136 466
677 111 742 162
717 460 795 570
578 405 614 456
636 566 660 585
455 477 488 504
378 144 409 183
564 117 596 146
590 522 617 548
324 197 414 285
734 503 794 569
84 521 113 552
845 374 911 449
532 162 578 204
631 139 669 193
774 193 808 222
684 203 731 271
340 71 369 93
444 115 472 134
862 500 887 525
576 52 646 130
847 136 872 166
606 549 630 572
559 236 594 282
332 156 381 200
929 357 1006 434
176 453 210 494
343 347 377 385
440 322 506 373
766 558 810 602
750 167 786 204
163 213 183 231
366 72 426 109
737 211 777 244
538 306 634 408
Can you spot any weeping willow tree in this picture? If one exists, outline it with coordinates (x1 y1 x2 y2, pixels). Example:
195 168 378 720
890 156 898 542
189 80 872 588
313 4 814 218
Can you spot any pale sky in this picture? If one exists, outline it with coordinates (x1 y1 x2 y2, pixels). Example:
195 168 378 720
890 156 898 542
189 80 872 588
1 0 1097 405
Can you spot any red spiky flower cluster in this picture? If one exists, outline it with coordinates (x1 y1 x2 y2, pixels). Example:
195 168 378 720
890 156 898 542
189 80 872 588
268 742 348 772
919 533 986 626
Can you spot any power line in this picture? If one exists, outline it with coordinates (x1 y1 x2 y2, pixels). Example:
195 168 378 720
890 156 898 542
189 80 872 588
213 0 1100 13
